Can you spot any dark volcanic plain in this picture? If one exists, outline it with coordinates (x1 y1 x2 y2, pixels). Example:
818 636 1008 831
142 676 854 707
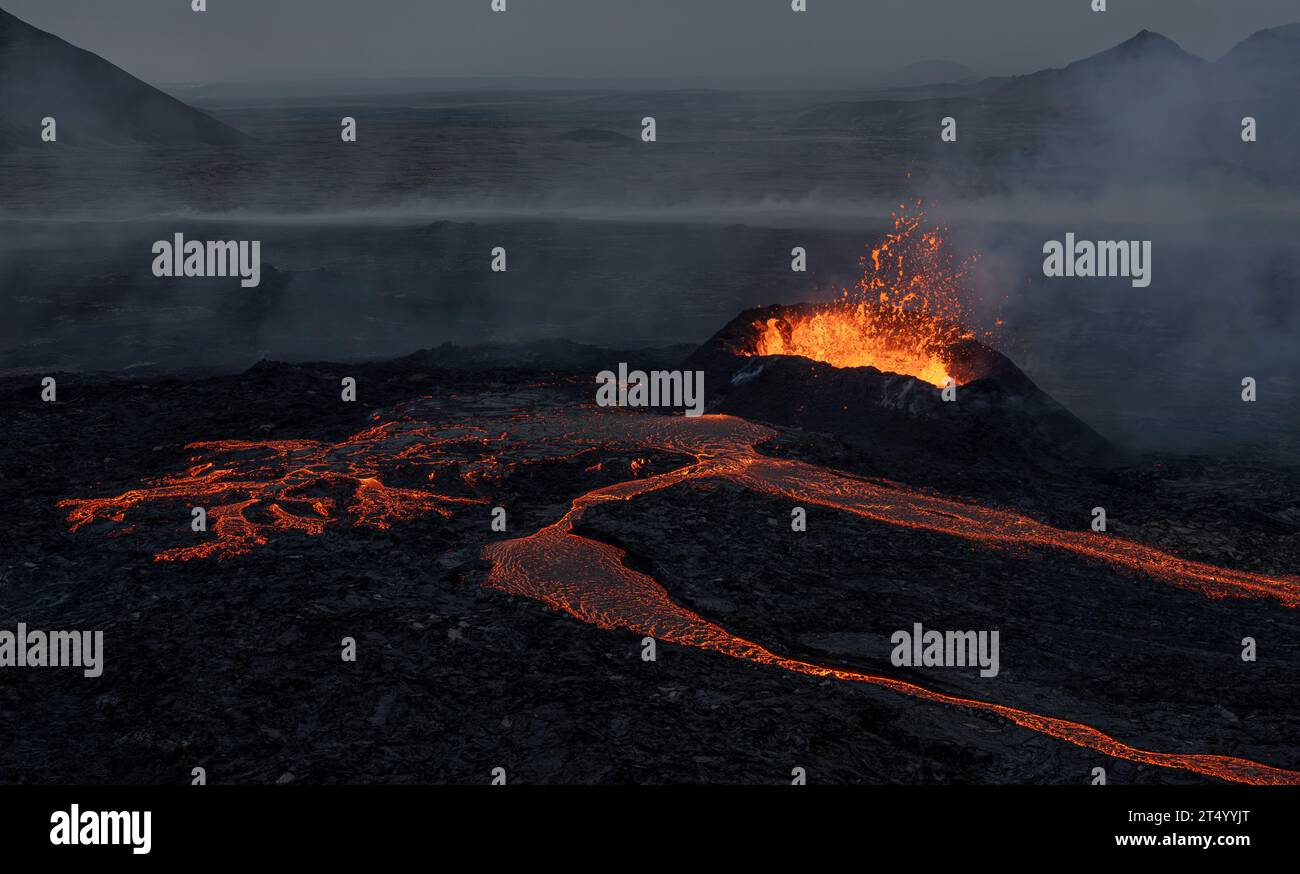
2 351 1296 785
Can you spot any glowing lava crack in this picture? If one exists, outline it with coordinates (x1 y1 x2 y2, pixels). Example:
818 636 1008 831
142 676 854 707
61 400 1300 784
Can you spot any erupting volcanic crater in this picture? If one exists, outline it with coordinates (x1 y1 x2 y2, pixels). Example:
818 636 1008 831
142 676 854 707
684 300 1113 463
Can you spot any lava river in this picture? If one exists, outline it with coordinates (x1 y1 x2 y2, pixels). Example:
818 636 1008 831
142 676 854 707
61 397 1300 784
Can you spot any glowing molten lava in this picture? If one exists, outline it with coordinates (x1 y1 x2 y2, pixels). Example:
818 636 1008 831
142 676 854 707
752 305 956 387
59 397 1300 785
748 202 978 387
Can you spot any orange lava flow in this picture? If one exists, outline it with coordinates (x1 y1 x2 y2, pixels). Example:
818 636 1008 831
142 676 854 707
58 422 491 560
746 202 979 387
482 412 1300 785
735 456 1300 607
487 520 1300 786
60 401 1300 783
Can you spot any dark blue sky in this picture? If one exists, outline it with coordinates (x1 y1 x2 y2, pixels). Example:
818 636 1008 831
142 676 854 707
5 0 1296 84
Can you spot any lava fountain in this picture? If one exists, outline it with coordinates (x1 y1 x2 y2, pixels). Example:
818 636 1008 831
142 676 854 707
746 202 979 388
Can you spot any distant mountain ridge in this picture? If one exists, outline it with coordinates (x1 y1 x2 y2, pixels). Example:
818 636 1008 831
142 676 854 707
1217 22 1300 89
787 22 1300 188
989 25 1299 102
0 5 246 149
